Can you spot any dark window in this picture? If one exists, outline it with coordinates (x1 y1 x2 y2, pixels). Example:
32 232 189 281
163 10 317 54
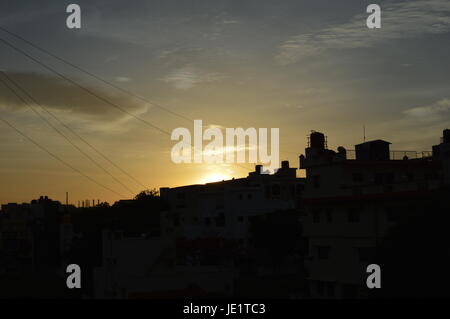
237 216 244 223
215 213 225 227
407 172 414 182
176 192 186 199
327 282 335 297
418 182 429 191
317 281 325 297
385 172 395 183
347 208 360 223
272 184 281 195
313 175 321 188
173 214 180 226
358 247 374 263
216 202 224 209
312 211 320 223
352 172 363 183
247 194 252 199
205 217 211 226
326 210 332 223
238 194 243 200
317 246 330 260
386 208 398 222
343 285 357 298
375 173 383 185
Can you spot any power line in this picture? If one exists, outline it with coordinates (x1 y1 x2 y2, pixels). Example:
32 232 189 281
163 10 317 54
0 29 256 173
0 36 172 136
0 116 126 198
1 70 147 190
0 34 254 174
0 74 135 196
0 26 193 123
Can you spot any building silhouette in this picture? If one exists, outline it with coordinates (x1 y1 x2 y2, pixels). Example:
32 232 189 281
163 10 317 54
1 129 449 298
299 130 449 298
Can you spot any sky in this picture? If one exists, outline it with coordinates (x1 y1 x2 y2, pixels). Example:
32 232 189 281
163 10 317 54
0 0 449 205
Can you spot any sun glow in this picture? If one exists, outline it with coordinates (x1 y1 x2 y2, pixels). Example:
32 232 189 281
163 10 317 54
200 172 231 184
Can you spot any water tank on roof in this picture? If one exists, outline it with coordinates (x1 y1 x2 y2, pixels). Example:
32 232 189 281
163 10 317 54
310 131 325 149
443 129 450 144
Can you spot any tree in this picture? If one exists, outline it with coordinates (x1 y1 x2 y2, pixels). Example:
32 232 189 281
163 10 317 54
134 188 159 201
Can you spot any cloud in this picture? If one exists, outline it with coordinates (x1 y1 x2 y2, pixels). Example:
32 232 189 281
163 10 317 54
114 76 131 82
0 72 148 122
276 0 450 65
403 98 450 123
282 103 304 110
223 19 240 25
161 65 225 89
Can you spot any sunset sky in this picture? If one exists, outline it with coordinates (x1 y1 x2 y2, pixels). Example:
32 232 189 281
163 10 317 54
1 0 450 205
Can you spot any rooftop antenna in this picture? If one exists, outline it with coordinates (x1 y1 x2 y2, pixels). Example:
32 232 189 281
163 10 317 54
363 125 366 142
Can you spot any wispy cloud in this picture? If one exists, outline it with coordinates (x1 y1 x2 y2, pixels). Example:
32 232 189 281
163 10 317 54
161 65 225 90
114 76 131 83
276 0 450 65
404 98 450 123
0 72 147 122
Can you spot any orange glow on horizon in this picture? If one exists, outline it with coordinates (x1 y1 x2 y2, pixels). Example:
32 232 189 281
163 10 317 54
199 172 231 184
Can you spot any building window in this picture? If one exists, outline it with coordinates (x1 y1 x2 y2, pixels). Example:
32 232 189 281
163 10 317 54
296 184 304 194
407 172 414 182
347 208 360 223
238 194 243 200
237 216 244 223
326 209 332 223
343 285 357 298
176 192 186 199
358 247 375 263
173 214 180 226
272 184 281 196
385 172 395 183
352 172 363 183
374 173 383 185
247 193 252 199
312 175 321 188
327 282 335 297
205 217 211 226
216 202 224 209
386 208 398 222
317 246 330 260
317 281 325 297
215 213 225 227
312 211 320 223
